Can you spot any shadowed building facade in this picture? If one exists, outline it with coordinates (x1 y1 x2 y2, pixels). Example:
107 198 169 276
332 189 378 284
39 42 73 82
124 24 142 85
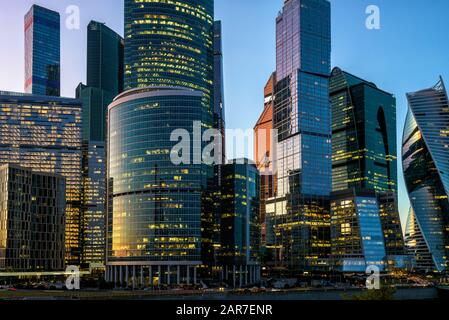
0 165 66 272
25 5 60 96
219 159 261 287
403 78 449 272
329 68 406 272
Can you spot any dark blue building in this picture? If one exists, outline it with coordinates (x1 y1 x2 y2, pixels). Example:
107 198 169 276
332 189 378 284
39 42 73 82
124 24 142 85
219 159 261 287
25 5 60 96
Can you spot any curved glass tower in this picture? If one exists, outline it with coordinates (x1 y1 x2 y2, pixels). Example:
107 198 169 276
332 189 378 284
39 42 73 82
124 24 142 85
107 87 212 286
124 0 214 100
402 77 449 272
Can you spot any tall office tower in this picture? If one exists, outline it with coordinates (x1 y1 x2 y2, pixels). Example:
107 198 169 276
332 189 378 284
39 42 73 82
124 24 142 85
403 77 449 272
104 0 215 286
0 92 83 265
405 208 434 272
211 21 226 266
329 68 406 272
219 159 261 288
0 164 66 272
254 73 276 249
123 0 214 99
214 21 226 164
24 5 60 96
330 67 397 194
265 0 332 271
76 21 124 267
87 21 124 95
106 87 213 287
81 142 106 266
77 21 124 142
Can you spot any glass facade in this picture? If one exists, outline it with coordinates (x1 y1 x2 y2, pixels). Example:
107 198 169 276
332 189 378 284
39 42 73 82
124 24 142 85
213 20 226 164
219 160 260 266
330 190 386 272
87 21 124 96
268 0 332 271
0 164 66 272
24 5 60 96
405 208 434 272
77 21 124 142
329 68 405 271
330 67 397 194
106 87 213 285
402 78 449 272
0 92 82 265
219 159 261 286
76 21 124 267
123 0 214 101
81 142 106 266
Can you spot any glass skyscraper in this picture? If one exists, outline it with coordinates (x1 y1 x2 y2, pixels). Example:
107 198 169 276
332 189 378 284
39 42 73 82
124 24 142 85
219 159 261 288
213 20 226 164
123 0 214 101
106 87 212 287
266 0 332 271
0 91 83 265
76 21 124 267
77 21 124 143
24 5 60 96
403 77 449 272
330 67 397 194
329 68 406 272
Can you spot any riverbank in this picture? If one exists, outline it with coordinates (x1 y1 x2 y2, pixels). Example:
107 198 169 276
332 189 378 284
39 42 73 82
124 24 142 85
0 286 439 301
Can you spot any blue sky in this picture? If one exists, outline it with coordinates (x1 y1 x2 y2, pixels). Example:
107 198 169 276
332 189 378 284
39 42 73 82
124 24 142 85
1 0 449 227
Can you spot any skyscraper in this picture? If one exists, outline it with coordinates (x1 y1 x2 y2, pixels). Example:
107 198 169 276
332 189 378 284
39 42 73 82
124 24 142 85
214 20 226 164
219 159 261 288
330 67 397 194
0 91 83 265
106 87 212 287
403 77 449 272
76 21 124 267
329 68 405 272
123 0 214 100
266 0 332 271
24 5 60 96
106 0 215 286
77 21 124 142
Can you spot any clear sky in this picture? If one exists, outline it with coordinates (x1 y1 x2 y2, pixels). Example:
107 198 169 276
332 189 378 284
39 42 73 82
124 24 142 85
1 0 449 229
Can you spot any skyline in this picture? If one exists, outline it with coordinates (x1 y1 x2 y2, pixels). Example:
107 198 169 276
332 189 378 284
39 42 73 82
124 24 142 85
2 0 449 228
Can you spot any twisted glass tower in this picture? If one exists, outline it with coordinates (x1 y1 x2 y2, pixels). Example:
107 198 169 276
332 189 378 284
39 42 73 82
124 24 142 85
402 77 449 272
